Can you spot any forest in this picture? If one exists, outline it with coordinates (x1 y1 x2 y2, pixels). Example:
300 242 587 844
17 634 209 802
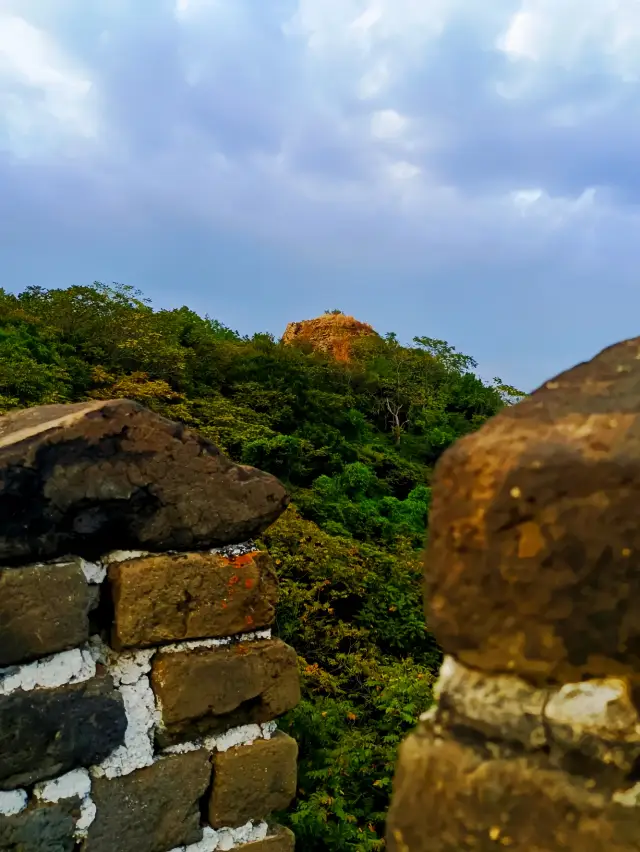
0 282 523 850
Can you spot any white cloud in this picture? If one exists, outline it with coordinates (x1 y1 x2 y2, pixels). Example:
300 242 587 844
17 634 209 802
174 0 219 21
0 13 95 153
356 59 390 99
498 0 640 80
370 108 407 139
388 160 421 181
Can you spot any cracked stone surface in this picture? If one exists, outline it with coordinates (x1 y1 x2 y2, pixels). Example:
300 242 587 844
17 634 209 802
0 399 289 565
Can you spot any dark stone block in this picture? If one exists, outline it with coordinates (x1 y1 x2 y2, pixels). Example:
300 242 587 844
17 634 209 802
85 751 211 852
0 675 126 789
0 800 78 852
0 399 289 565
0 559 91 666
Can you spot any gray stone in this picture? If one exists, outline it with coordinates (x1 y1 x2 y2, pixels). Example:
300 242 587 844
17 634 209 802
85 751 211 852
0 559 91 666
0 800 78 852
0 675 126 789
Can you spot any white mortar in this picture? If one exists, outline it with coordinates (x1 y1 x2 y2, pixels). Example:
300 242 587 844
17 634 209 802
160 630 272 655
34 768 96 838
101 550 150 565
0 789 27 817
168 821 269 852
163 721 278 756
79 558 107 584
0 646 96 695
91 648 158 779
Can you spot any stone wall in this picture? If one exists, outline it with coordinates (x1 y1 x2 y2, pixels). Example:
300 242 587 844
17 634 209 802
0 400 299 852
387 336 640 851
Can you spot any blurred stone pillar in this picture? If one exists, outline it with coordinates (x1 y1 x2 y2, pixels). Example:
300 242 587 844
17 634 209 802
387 338 640 851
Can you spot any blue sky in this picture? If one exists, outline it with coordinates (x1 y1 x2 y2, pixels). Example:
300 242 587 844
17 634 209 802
1 0 640 391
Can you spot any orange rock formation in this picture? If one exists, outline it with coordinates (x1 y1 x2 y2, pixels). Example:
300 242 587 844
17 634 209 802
282 313 378 363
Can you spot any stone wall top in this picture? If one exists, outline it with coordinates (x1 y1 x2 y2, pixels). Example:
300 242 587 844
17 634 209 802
425 335 640 685
0 399 289 565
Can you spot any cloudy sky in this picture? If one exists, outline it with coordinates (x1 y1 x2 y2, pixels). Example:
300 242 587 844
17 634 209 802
1 0 639 391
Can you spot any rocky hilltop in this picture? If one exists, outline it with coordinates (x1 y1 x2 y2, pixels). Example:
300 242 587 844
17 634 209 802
282 313 378 362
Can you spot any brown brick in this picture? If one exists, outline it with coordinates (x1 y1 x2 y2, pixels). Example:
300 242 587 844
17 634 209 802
209 732 298 828
424 336 640 685
109 550 278 649
0 559 91 666
386 722 640 852
0 675 126 790
239 825 295 851
0 800 79 852
84 751 211 852
152 639 300 748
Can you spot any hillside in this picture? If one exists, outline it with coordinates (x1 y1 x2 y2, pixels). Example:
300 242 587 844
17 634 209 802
0 282 524 851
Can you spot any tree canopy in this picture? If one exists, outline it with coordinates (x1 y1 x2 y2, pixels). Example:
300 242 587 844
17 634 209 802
0 282 524 849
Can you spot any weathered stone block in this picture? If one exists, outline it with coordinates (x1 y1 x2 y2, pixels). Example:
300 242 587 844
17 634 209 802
386 722 640 852
434 656 640 777
0 675 126 789
0 559 91 666
109 550 278 649
435 655 549 750
0 800 78 852
424 336 640 684
209 732 298 828
152 640 300 747
0 399 289 565
240 825 296 851
84 751 211 852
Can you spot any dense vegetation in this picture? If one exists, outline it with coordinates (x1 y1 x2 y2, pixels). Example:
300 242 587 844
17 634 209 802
0 282 523 850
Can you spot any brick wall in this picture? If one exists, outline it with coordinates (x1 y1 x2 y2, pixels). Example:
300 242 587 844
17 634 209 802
386 336 640 851
0 400 299 852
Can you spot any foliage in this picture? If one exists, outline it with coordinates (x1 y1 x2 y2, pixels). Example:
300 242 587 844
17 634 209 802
0 282 524 850
262 508 439 849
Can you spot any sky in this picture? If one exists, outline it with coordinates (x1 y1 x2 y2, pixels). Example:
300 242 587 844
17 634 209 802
1 1 640 392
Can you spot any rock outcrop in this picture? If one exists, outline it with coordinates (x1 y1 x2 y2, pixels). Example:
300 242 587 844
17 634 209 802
387 336 640 851
282 313 377 362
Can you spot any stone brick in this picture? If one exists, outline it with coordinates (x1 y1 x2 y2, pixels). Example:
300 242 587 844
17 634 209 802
152 640 300 748
0 399 289 565
0 675 126 789
84 751 211 852
386 722 640 852
0 559 91 666
424 336 640 685
434 656 640 777
0 800 78 852
209 732 298 828
239 825 296 851
109 550 278 649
